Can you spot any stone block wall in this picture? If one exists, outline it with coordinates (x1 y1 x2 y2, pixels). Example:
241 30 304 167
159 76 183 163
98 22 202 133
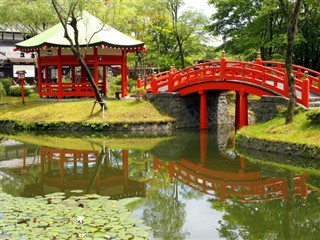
150 92 232 129
249 96 288 122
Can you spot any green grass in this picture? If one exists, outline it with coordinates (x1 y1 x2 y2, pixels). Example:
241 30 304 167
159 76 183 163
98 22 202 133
238 111 320 147
0 94 174 124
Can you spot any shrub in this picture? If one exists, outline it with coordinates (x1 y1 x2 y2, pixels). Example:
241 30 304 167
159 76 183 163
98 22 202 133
8 85 31 96
0 82 6 98
131 88 146 100
0 78 12 95
306 109 320 123
278 106 304 117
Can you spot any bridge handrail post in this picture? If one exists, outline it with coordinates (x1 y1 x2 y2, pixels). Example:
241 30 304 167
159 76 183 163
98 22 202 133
283 73 289 97
255 51 262 65
301 71 310 108
168 72 174 92
151 73 158 95
137 74 142 88
220 50 227 80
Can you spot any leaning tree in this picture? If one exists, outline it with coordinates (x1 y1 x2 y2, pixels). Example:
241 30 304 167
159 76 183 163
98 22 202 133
51 0 107 110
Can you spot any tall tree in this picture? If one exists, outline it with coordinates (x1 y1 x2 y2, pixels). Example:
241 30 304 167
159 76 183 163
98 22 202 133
0 0 57 35
51 0 107 110
279 0 303 124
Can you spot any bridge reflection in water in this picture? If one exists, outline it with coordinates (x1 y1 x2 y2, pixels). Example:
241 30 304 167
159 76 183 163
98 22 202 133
151 130 310 203
1 131 315 203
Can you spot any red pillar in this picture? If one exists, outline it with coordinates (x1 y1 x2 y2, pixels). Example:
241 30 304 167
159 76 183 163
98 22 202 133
199 89 208 129
121 50 128 98
235 90 248 128
220 50 227 80
37 50 42 96
57 48 63 99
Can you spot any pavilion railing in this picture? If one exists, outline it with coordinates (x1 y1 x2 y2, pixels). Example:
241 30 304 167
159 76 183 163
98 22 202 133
40 83 96 98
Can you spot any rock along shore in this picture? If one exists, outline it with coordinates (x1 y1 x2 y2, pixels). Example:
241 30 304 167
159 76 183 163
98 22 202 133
236 132 320 160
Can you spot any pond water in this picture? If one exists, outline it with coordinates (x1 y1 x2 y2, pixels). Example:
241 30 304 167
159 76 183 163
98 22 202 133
1 127 320 239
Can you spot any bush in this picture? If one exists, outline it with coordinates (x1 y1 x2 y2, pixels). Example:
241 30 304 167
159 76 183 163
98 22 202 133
8 85 31 96
131 88 146 100
306 109 320 123
0 82 6 98
0 78 12 95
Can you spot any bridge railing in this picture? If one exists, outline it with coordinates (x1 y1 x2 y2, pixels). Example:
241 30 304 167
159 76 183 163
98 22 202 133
138 53 320 108
261 61 320 95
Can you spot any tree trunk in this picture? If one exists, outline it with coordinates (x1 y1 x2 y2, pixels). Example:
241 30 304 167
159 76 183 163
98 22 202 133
285 0 303 124
177 36 185 69
52 0 107 110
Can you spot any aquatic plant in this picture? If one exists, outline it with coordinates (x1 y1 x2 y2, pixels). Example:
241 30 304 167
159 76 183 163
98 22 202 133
0 190 151 239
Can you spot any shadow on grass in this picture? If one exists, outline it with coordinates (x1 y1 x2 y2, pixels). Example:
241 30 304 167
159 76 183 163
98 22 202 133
299 120 320 131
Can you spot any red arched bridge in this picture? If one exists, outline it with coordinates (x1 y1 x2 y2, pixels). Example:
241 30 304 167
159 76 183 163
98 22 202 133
138 52 320 129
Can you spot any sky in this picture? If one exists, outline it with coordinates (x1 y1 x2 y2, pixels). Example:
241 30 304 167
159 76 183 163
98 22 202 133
183 0 216 17
182 0 222 46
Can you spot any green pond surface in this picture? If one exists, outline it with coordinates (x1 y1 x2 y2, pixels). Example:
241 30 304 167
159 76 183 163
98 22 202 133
1 127 320 239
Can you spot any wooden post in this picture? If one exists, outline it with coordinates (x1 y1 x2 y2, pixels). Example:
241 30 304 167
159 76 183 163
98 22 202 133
199 89 208 129
137 74 142 88
235 90 248 128
220 50 227 80
37 49 42 96
301 71 310 108
255 50 262 65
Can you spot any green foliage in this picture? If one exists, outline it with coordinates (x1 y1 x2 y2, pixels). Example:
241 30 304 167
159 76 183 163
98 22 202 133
0 82 6 98
0 0 57 34
208 0 320 70
108 76 121 94
278 106 304 117
306 109 320 124
131 88 146 100
0 78 12 95
8 86 31 97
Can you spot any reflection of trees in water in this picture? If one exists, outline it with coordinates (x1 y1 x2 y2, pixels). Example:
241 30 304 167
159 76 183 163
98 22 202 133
128 150 153 181
141 173 189 240
212 170 320 240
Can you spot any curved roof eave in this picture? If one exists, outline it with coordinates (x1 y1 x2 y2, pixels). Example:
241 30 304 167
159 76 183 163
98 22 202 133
15 11 145 51
16 42 145 50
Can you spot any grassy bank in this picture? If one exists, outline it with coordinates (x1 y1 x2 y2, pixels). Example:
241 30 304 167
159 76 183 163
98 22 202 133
0 94 174 125
237 111 320 147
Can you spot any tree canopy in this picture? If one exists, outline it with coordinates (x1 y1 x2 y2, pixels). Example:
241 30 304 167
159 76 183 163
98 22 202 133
208 0 320 71
1 0 319 71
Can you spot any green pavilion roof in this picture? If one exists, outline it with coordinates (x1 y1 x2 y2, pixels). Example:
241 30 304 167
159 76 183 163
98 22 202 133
15 11 144 51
